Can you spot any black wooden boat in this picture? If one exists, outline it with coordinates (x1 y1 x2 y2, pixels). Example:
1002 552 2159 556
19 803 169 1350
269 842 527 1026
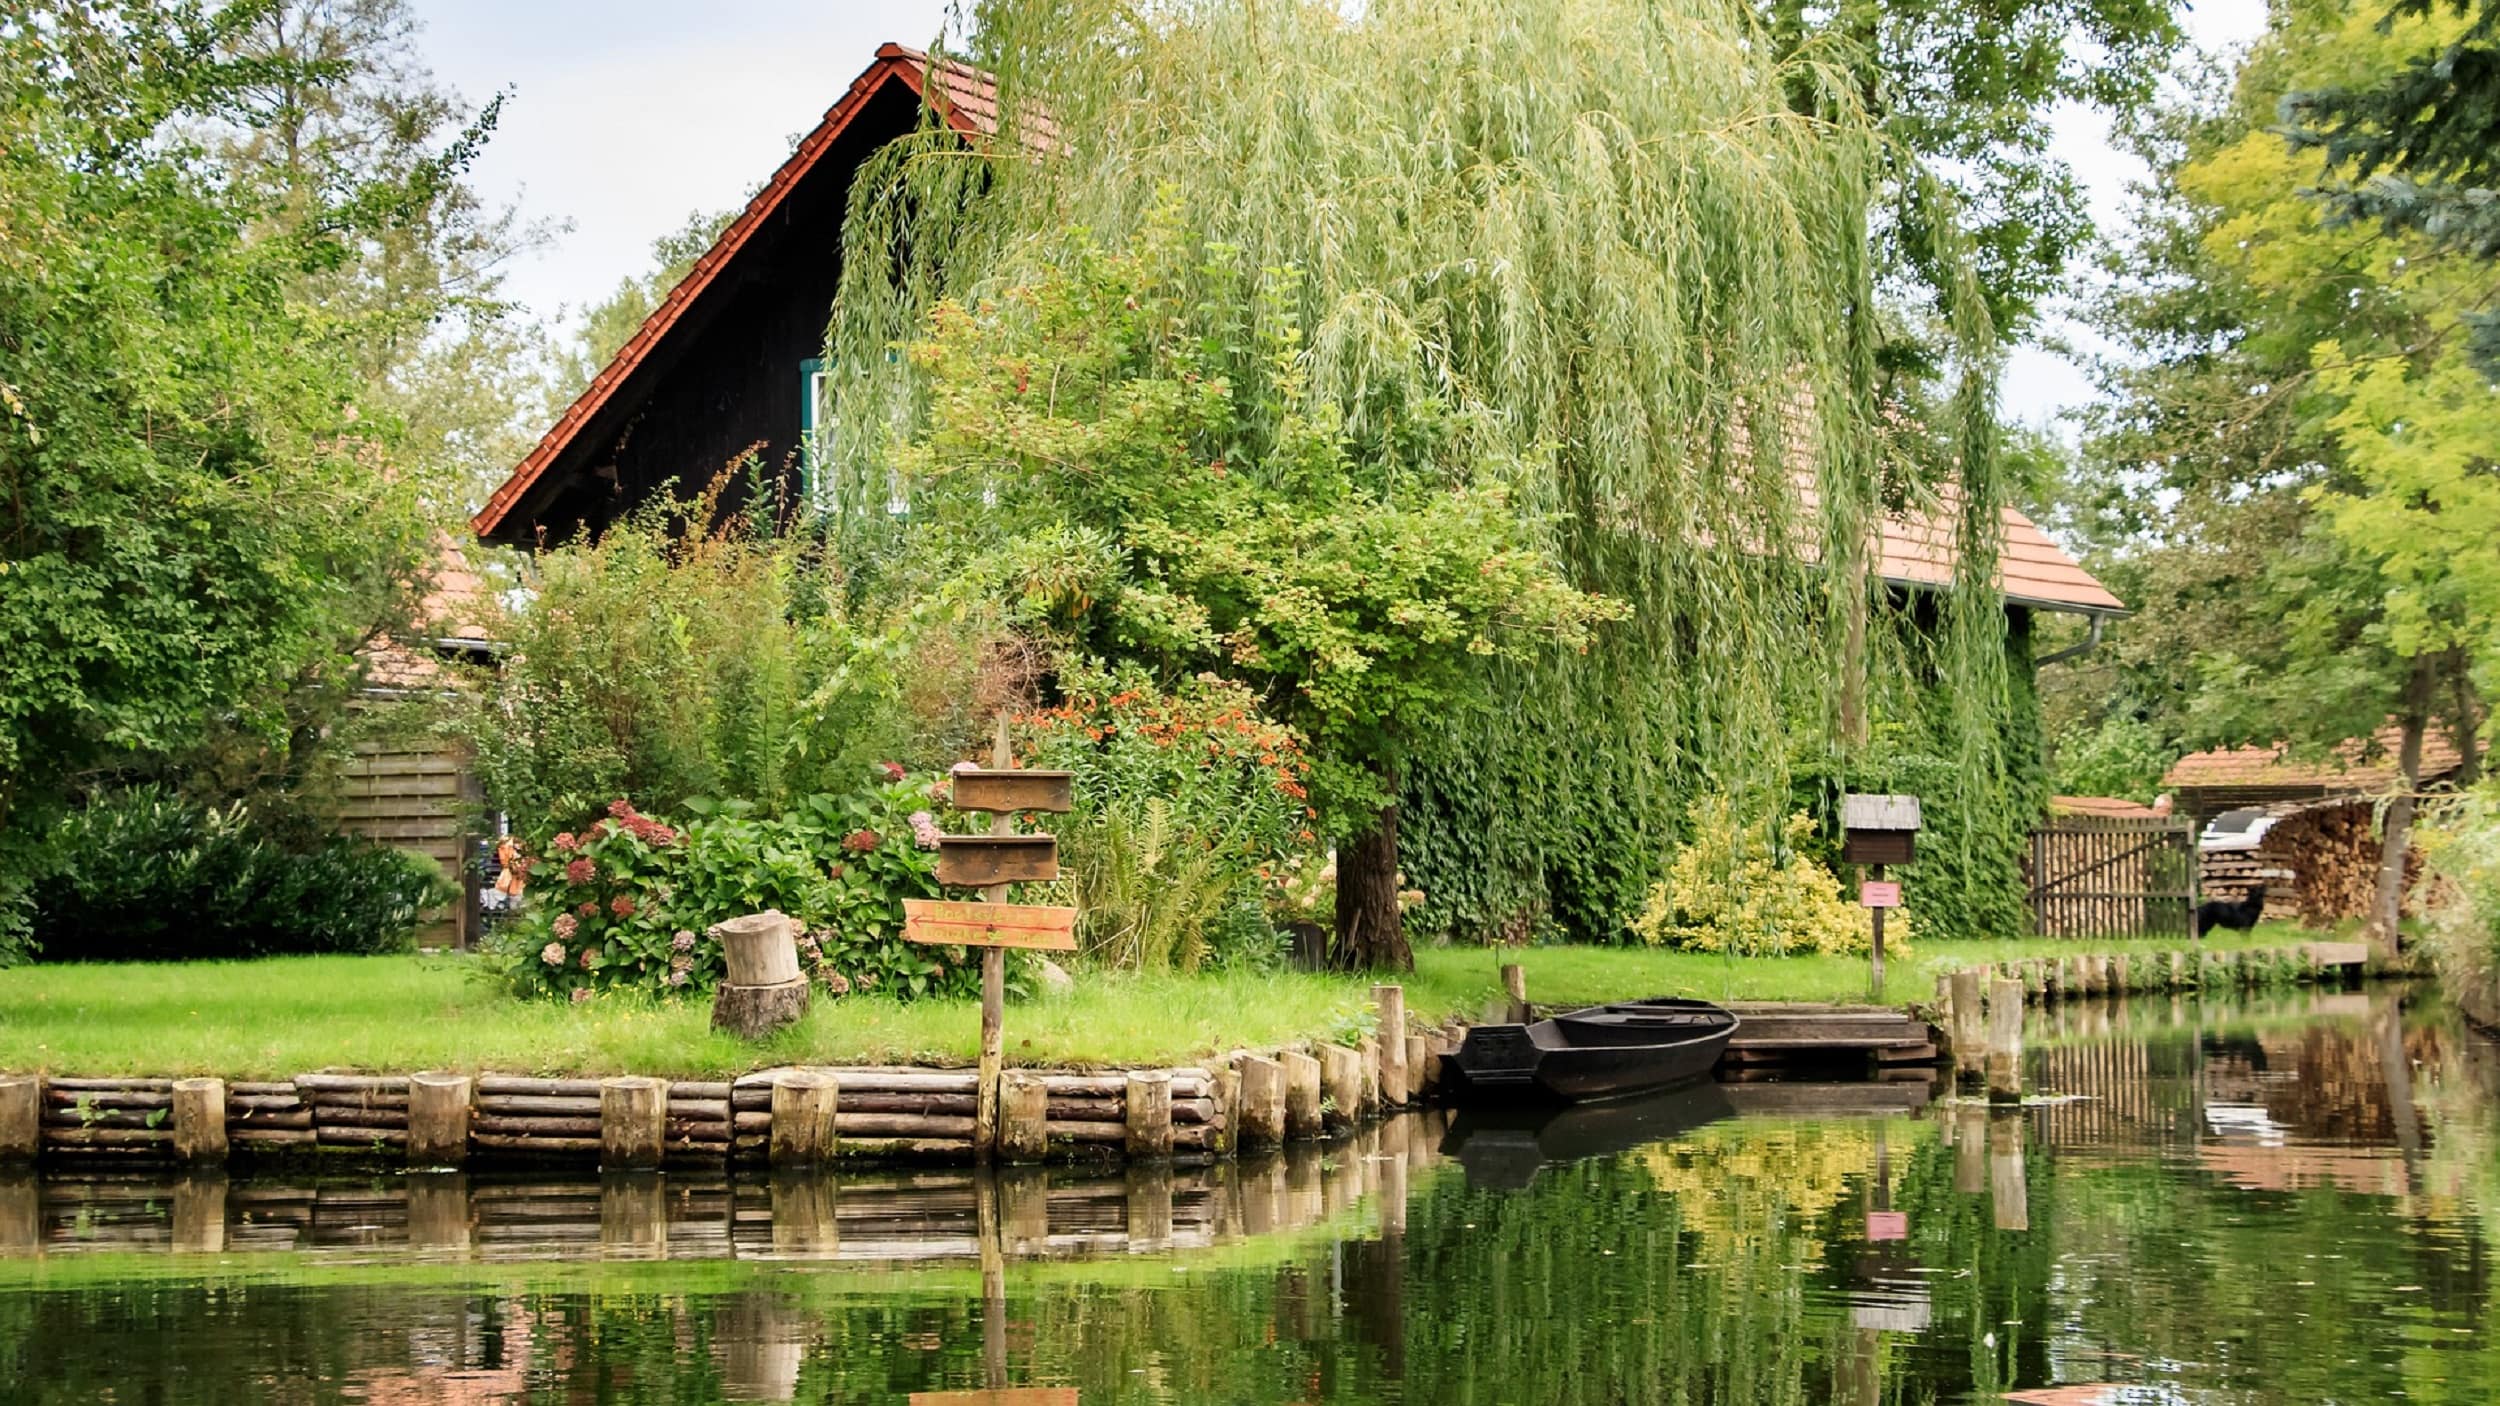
1448 997 1738 1103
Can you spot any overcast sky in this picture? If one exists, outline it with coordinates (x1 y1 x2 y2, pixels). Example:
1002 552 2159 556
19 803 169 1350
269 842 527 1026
418 0 2269 433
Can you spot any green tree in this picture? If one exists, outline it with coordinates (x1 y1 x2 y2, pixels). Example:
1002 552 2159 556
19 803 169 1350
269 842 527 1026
2079 0 2496 945
2284 0 2500 369
900 219 1623 969
832 0 2035 949
0 1 463 895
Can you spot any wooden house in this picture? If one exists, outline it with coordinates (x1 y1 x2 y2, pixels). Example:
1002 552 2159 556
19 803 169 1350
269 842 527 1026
469 43 2126 650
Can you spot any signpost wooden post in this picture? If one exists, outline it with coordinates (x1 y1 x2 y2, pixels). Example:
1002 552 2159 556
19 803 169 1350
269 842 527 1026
902 719 1076 1160
1842 794 1921 1000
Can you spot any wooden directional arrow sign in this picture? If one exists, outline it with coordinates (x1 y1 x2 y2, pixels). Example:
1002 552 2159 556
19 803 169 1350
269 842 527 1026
902 899 1078 952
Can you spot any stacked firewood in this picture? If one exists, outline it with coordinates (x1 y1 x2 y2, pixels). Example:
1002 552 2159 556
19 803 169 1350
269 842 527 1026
2200 799 2420 927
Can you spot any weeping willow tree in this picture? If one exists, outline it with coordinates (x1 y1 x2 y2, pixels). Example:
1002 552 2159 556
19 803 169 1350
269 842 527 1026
825 0 2021 961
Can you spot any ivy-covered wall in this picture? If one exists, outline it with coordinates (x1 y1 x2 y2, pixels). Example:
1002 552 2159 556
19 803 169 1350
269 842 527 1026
1401 604 2050 945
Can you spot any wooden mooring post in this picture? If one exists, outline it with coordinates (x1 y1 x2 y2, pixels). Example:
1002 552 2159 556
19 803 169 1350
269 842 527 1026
1372 985 1407 1107
1948 969 1985 1087
407 1071 472 1165
769 1070 839 1167
1500 963 1529 1023
1985 977 2024 1103
171 1077 226 1164
0 1075 37 1164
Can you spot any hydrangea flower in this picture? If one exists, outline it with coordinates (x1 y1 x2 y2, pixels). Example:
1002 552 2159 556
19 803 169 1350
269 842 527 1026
908 810 944 850
822 970 853 996
551 832 579 854
541 941 566 966
577 900 599 919
668 969 690 987
609 894 636 918
552 914 577 940
579 947 599 970
843 828 880 853
671 930 696 952
565 858 596 885
670 953 694 972
880 760 907 782
570 987 593 1004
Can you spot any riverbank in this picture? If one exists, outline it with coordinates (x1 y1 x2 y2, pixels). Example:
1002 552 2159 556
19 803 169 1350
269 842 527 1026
0 928 2328 1078
0 927 2329 1078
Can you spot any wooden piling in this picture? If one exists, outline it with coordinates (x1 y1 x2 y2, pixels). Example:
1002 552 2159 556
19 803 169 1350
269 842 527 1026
599 1076 668 1169
1372 985 1407 1106
0 1075 37 1164
2111 953 2132 994
1318 1044 1364 1130
407 1072 472 1166
1356 1037 1382 1115
1953 1103 1986 1194
1281 1050 1323 1139
1985 977 2024 1104
1124 1069 1173 1158
1500 963 1529 1022
997 1071 1047 1162
171 1077 227 1164
1949 969 1985 1085
1404 1035 1432 1103
769 1070 839 1167
1237 1054 1286 1147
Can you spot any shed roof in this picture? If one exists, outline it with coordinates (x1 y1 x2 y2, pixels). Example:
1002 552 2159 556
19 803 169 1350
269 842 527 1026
2164 721 2476 793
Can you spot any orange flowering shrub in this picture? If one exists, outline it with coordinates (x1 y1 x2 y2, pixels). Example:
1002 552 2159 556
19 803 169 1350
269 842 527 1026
1019 661 1317 967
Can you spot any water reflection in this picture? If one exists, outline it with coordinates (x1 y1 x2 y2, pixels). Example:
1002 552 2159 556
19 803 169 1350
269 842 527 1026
0 985 2493 1404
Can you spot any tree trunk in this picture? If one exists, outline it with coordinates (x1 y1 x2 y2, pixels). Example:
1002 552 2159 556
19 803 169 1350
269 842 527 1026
2450 666 2481 787
1334 799 1412 972
2366 659 2436 955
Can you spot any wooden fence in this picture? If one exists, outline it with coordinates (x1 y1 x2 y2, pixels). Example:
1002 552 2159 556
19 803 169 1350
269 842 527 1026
2025 815 2198 939
337 741 480 948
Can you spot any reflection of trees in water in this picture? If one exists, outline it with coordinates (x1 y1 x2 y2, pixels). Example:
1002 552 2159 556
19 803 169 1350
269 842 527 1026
4 1009 2497 1405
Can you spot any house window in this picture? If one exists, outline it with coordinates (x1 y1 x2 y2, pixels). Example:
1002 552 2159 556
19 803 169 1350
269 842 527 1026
801 355 910 515
798 357 834 507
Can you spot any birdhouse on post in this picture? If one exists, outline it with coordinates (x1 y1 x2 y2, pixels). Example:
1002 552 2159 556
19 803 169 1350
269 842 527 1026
1840 794 1921 996
1841 794 1921 866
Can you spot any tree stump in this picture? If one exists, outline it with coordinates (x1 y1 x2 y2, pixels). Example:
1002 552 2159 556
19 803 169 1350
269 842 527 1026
711 910 811 1039
1236 1054 1286 1147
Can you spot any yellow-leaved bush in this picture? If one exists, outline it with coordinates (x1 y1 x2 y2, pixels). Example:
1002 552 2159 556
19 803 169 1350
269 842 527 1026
1629 798 1906 956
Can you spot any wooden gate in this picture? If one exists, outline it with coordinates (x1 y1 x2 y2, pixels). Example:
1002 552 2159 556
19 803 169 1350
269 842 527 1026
2026 815 2199 938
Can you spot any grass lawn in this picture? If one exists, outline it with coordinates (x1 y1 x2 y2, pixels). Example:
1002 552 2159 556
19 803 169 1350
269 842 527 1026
0 923 2322 1079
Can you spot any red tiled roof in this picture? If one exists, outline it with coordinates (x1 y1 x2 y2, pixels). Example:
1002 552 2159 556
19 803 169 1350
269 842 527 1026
1871 485 2124 615
2165 721 2474 791
471 45 999 541
2050 795 2162 818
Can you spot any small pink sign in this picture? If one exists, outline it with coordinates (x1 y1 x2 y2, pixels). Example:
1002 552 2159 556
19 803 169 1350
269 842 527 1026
1865 1210 1908 1241
1861 881 1902 908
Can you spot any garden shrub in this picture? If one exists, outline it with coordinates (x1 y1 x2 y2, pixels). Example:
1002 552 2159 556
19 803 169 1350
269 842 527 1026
2419 783 2500 1016
493 782 982 1003
1020 663 1313 970
1629 797 1906 957
27 787 451 962
456 508 990 838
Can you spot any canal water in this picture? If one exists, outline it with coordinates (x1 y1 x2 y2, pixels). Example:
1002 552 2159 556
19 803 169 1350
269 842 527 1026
0 986 2492 1403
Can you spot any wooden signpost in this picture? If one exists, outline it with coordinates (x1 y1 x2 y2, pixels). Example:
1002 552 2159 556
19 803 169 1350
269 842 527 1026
902 720 1076 1159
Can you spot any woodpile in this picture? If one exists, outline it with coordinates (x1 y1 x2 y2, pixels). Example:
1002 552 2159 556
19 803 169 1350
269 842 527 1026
2201 798 2422 926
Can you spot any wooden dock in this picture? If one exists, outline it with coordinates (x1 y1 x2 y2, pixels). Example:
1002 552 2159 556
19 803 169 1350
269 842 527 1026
1716 1004 1943 1075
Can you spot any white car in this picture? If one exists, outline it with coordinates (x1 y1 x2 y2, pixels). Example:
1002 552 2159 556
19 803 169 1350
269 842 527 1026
2199 808 2279 853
